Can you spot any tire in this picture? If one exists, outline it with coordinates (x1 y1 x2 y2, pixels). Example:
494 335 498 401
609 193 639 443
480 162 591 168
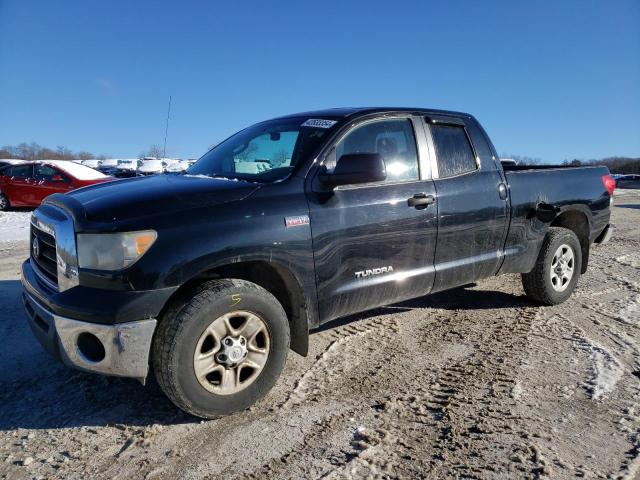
0 193 9 211
152 279 290 419
522 227 582 305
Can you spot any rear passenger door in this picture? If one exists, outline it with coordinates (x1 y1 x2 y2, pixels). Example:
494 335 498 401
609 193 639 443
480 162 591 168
424 115 509 292
3 164 34 206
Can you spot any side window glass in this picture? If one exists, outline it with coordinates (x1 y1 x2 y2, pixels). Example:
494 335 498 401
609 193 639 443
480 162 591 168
431 125 477 178
35 165 58 181
465 121 493 159
9 165 32 179
328 119 419 183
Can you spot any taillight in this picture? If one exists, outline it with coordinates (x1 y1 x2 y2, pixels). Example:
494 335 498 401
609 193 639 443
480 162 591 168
602 175 616 196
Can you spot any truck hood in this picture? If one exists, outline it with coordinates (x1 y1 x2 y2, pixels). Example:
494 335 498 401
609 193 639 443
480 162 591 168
63 174 260 223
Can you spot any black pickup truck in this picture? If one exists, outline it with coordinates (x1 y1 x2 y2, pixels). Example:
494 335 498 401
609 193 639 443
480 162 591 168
21 107 615 418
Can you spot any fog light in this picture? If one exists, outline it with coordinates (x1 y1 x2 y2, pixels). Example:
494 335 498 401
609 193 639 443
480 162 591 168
77 332 106 363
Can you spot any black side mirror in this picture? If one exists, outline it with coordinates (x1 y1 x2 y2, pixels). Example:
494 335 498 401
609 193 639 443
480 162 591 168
319 153 386 187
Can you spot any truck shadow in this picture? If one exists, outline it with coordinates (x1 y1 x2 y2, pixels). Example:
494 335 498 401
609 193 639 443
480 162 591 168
0 280 533 431
316 284 535 333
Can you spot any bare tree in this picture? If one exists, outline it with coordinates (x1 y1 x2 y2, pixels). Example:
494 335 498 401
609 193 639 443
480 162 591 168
77 151 94 160
144 144 165 159
500 153 542 166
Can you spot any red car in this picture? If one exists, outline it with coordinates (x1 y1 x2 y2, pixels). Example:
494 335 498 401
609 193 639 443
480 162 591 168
0 160 114 210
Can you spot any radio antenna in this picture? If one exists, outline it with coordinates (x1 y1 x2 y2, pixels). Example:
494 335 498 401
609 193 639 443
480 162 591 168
162 95 172 159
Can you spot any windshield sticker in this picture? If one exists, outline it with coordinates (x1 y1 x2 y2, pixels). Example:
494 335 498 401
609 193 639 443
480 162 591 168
301 119 337 129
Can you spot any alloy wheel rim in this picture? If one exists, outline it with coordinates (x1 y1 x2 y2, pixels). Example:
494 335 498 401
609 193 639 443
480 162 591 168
550 244 574 292
193 310 270 395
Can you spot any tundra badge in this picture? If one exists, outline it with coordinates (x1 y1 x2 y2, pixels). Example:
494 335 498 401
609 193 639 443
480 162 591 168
355 266 394 279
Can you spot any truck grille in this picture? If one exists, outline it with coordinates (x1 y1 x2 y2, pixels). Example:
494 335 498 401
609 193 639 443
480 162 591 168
31 223 58 288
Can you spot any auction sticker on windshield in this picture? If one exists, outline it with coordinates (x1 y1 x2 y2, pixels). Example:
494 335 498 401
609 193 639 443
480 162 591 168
301 119 337 128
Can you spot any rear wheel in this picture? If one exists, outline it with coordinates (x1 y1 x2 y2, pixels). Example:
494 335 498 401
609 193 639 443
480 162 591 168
522 227 582 305
152 279 290 419
0 193 9 211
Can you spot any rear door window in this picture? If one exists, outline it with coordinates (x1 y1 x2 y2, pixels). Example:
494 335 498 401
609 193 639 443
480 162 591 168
431 125 477 178
9 164 33 179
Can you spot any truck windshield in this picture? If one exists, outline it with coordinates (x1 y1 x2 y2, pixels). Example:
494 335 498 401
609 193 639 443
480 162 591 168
188 117 339 183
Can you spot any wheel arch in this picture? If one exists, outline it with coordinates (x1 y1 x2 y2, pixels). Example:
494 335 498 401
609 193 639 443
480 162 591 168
550 209 590 273
159 259 311 356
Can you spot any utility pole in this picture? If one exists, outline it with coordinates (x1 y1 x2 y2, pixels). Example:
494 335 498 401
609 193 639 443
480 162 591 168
162 95 172 160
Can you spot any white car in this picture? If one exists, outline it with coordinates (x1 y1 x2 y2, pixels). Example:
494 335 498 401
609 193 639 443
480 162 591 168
116 159 139 177
81 159 102 170
164 160 190 174
138 158 165 176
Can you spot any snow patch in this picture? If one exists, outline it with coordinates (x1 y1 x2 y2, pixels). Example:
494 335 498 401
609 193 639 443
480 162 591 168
583 343 624 401
616 253 640 269
0 211 31 242
617 295 640 325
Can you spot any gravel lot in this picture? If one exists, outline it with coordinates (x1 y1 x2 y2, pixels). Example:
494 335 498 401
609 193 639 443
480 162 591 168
0 192 639 480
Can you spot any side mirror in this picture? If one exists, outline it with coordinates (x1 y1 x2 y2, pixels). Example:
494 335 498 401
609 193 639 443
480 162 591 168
51 174 65 182
320 153 386 187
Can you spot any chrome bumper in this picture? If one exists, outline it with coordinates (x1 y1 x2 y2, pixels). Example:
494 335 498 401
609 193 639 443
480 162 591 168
23 291 157 383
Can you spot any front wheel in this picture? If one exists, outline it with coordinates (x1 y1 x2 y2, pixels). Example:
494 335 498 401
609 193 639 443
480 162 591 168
152 279 290 418
522 227 582 305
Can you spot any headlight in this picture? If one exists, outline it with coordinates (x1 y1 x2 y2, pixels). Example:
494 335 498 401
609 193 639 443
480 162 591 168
77 230 157 270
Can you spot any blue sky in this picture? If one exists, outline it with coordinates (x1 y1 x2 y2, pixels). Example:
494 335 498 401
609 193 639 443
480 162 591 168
0 0 638 162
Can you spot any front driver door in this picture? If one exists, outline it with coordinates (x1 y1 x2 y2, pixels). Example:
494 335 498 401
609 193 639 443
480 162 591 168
33 164 72 205
307 116 438 323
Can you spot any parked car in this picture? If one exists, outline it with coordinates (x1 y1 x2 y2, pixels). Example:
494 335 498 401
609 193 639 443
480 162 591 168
137 158 165 176
21 107 614 419
615 174 640 189
115 159 139 178
97 158 120 176
0 160 114 210
164 160 190 174
81 159 102 170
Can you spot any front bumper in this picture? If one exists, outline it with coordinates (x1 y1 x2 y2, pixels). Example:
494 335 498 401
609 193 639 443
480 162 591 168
21 259 167 382
22 289 157 382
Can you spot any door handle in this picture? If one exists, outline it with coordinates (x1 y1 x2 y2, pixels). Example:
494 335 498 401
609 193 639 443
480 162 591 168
407 193 435 209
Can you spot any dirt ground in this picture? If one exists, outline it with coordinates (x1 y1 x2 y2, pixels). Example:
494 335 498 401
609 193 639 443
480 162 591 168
1 192 639 480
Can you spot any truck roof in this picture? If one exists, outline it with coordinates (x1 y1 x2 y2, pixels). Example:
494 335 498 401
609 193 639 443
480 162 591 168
271 107 472 121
